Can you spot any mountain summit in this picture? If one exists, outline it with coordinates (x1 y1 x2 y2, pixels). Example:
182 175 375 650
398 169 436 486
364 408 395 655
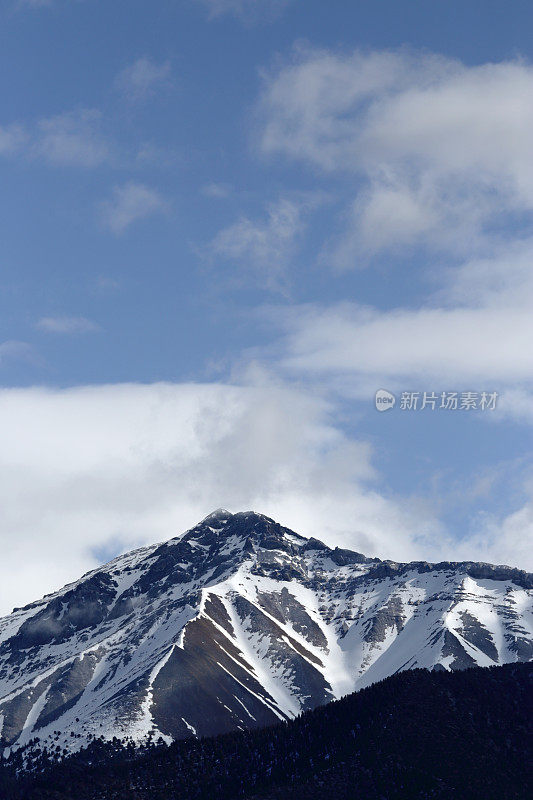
0 510 531 755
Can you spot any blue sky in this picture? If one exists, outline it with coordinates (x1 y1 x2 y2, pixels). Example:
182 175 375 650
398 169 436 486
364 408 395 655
0 0 532 612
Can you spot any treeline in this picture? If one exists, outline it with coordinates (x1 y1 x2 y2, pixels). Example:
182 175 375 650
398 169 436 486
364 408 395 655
1 662 531 800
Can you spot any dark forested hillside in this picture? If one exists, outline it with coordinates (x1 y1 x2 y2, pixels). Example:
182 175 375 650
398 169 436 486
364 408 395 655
1 663 531 800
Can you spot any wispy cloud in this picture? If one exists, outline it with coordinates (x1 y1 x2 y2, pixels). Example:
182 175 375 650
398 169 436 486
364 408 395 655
251 236 533 449
17 0 55 7
0 109 111 168
0 340 33 364
196 0 293 24
258 48 533 266
20 0 293 18
272 302 533 387
100 182 167 234
0 124 27 155
209 197 307 291
94 276 120 292
202 182 232 198
452 501 533 573
114 57 171 102
34 108 110 167
36 316 101 334
251 47 533 425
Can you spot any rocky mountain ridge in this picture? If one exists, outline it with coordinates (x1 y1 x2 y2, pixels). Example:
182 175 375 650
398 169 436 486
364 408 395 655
0 509 531 756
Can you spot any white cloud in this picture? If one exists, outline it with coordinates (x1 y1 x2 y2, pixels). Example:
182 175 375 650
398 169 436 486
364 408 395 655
114 57 171 102
251 49 533 426
100 182 167 234
0 381 430 614
259 48 533 185
36 316 101 334
258 48 533 263
273 303 533 386
209 198 305 290
264 228 533 394
196 0 292 23
323 177 496 269
0 380 529 616
35 108 110 167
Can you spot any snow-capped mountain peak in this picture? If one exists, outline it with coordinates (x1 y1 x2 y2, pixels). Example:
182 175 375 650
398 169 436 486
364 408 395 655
0 510 531 757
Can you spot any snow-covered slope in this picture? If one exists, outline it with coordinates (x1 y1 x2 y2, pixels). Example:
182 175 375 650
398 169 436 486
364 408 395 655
0 510 531 755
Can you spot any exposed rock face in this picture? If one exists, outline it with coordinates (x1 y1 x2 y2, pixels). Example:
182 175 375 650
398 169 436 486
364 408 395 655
0 509 531 756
